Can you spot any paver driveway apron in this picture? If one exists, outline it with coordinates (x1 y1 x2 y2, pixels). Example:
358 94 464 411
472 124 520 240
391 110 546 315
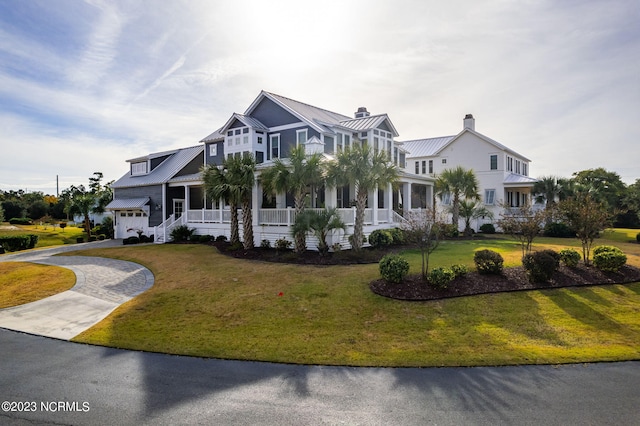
0 240 154 340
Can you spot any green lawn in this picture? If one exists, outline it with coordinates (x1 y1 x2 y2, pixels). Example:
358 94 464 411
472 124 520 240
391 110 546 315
0 262 76 308
69 232 640 367
0 223 85 248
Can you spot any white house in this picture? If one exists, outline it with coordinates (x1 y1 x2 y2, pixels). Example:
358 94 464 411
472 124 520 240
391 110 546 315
402 114 538 231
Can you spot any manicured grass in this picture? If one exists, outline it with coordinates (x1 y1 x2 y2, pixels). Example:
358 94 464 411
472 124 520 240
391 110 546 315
0 224 85 248
0 262 76 308
71 232 640 367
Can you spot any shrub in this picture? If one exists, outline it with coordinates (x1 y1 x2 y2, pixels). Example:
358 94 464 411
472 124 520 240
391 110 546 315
559 248 581 268
523 251 559 283
98 234 106 241
379 254 410 284
123 236 140 245
260 239 272 249
59 222 67 231
593 246 627 272
9 217 32 225
368 229 393 249
543 222 576 238
275 238 292 251
198 235 213 243
388 228 405 245
428 267 456 289
538 249 560 269
215 235 228 242
474 249 504 275
170 225 196 242
0 234 38 252
227 241 243 251
479 223 496 234
441 224 459 238
450 264 468 278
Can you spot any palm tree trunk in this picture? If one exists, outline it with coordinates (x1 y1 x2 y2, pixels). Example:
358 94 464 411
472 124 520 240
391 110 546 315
241 198 253 250
452 193 460 228
353 188 367 251
293 192 306 253
229 202 239 245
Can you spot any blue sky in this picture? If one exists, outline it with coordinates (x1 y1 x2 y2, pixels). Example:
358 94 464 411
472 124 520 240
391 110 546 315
1 0 638 195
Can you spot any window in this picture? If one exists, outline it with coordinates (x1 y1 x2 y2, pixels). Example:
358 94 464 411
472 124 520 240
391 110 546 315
234 129 241 135
429 160 433 174
243 136 249 144
296 129 308 146
256 151 264 164
270 134 280 159
131 162 147 175
235 137 240 146
337 133 343 151
490 154 498 170
257 136 263 144
523 163 528 176
507 156 513 172
421 160 426 174
209 144 217 157
227 130 233 137
415 161 419 174
242 128 249 134
441 192 451 205
485 189 496 205
515 160 521 174
374 137 379 153
344 134 350 148
442 158 447 164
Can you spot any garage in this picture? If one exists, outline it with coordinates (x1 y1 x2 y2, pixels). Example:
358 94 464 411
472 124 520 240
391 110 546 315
105 198 151 239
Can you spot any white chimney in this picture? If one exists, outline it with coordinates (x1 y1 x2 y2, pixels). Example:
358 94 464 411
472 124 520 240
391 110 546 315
463 114 475 131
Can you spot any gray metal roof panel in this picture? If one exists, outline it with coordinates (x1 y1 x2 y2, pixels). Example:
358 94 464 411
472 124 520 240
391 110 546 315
503 173 538 185
111 145 204 188
261 92 352 132
402 136 456 158
105 197 150 210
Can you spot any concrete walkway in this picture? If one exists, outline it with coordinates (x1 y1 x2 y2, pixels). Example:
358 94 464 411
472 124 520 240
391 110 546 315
0 240 154 339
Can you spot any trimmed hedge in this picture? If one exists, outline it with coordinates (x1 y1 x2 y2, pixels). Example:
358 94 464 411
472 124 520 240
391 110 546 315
559 248 581 268
523 250 559 283
9 217 32 225
369 229 393 248
379 254 410 284
0 234 38 252
479 223 496 234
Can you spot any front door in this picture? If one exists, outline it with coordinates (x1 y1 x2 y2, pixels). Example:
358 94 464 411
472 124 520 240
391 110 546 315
174 199 184 218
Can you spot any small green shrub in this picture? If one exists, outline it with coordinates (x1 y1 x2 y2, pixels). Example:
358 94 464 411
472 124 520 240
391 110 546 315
441 224 459 238
543 222 575 238
170 225 196 242
368 229 393 248
260 239 272 249
474 249 504 275
559 248 581 268
123 236 140 245
523 251 559 283
9 217 32 225
227 241 243 251
215 235 228 242
450 264 468 278
428 267 456 289
593 246 627 272
388 228 405 245
275 238 292 250
348 234 367 247
379 254 410 284
198 235 213 243
538 249 560 269
479 223 496 234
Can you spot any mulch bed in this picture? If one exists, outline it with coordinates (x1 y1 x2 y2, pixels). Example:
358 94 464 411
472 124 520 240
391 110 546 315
370 264 640 301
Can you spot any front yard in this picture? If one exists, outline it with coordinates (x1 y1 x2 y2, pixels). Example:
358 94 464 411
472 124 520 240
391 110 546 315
67 232 640 367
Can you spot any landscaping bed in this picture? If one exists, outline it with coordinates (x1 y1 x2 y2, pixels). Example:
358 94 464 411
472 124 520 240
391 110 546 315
371 264 640 301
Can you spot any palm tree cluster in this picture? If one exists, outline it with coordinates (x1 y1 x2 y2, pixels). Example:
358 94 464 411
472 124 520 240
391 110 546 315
201 143 400 253
434 166 486 235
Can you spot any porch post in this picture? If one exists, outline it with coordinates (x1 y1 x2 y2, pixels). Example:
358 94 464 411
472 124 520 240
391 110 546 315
325 186 337 208
184 185 190 222
252 173 260 228
387 183 393 223
403 182 412 216
371 186 378 225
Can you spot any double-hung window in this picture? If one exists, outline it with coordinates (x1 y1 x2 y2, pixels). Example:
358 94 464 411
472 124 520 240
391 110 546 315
490 154 498 170
296 129 308 146
485 189 496 205
270 134 280 159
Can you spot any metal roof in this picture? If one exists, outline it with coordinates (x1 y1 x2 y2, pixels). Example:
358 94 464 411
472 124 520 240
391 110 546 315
401 136 456 158
503 173 538 186
339 114 399 136
111 145 204 188
261 92 352 132
105 197 149 210
200 128 224 143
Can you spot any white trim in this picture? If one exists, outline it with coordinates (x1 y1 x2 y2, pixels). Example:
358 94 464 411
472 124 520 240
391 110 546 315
296 128 308 147
270 133 281 159
269 122 306 132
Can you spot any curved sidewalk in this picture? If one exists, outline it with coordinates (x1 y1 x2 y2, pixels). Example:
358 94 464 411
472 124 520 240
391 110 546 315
0 240 154 340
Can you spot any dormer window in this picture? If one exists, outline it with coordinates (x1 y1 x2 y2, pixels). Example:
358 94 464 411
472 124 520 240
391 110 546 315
131 161 147 175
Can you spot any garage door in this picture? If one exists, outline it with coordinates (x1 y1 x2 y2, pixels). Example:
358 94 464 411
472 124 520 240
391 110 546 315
115 211 149 239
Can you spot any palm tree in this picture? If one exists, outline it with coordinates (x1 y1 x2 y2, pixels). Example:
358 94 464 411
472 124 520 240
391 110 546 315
435 166 480 229
325 143 399 251
260 145 324 253
291 207 346 255
68 190 97 238
532 175 562 209
202 154 256 248
458 200 493 236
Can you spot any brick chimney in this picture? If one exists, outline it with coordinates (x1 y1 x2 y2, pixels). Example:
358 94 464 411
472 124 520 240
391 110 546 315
463 114 475 131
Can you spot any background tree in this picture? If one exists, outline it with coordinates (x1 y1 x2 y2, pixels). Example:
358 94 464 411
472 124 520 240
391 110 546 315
0 202 4 223
559 194 611 265
325 143 398 251
260 145 324 253
458 200 493 236
234 154 257 250
65 173 113 238
401 208 444 280
291 207 346 256
497 203 548 257
435 166 480 228
532 175 563 209
572 168 625 211
621 178 640 227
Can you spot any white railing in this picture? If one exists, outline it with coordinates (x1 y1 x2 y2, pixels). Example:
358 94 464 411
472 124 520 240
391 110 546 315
153 214 174 243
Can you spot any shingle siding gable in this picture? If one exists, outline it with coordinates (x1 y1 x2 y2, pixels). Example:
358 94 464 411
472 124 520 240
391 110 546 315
251 97 299 127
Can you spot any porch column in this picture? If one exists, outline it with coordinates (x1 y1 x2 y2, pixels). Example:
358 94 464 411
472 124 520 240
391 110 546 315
252 174 260 228
325 186 337 208
371 186 378 225
426 184 433 208
387 183 393 223
184 185 190 222
403 182 412 216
